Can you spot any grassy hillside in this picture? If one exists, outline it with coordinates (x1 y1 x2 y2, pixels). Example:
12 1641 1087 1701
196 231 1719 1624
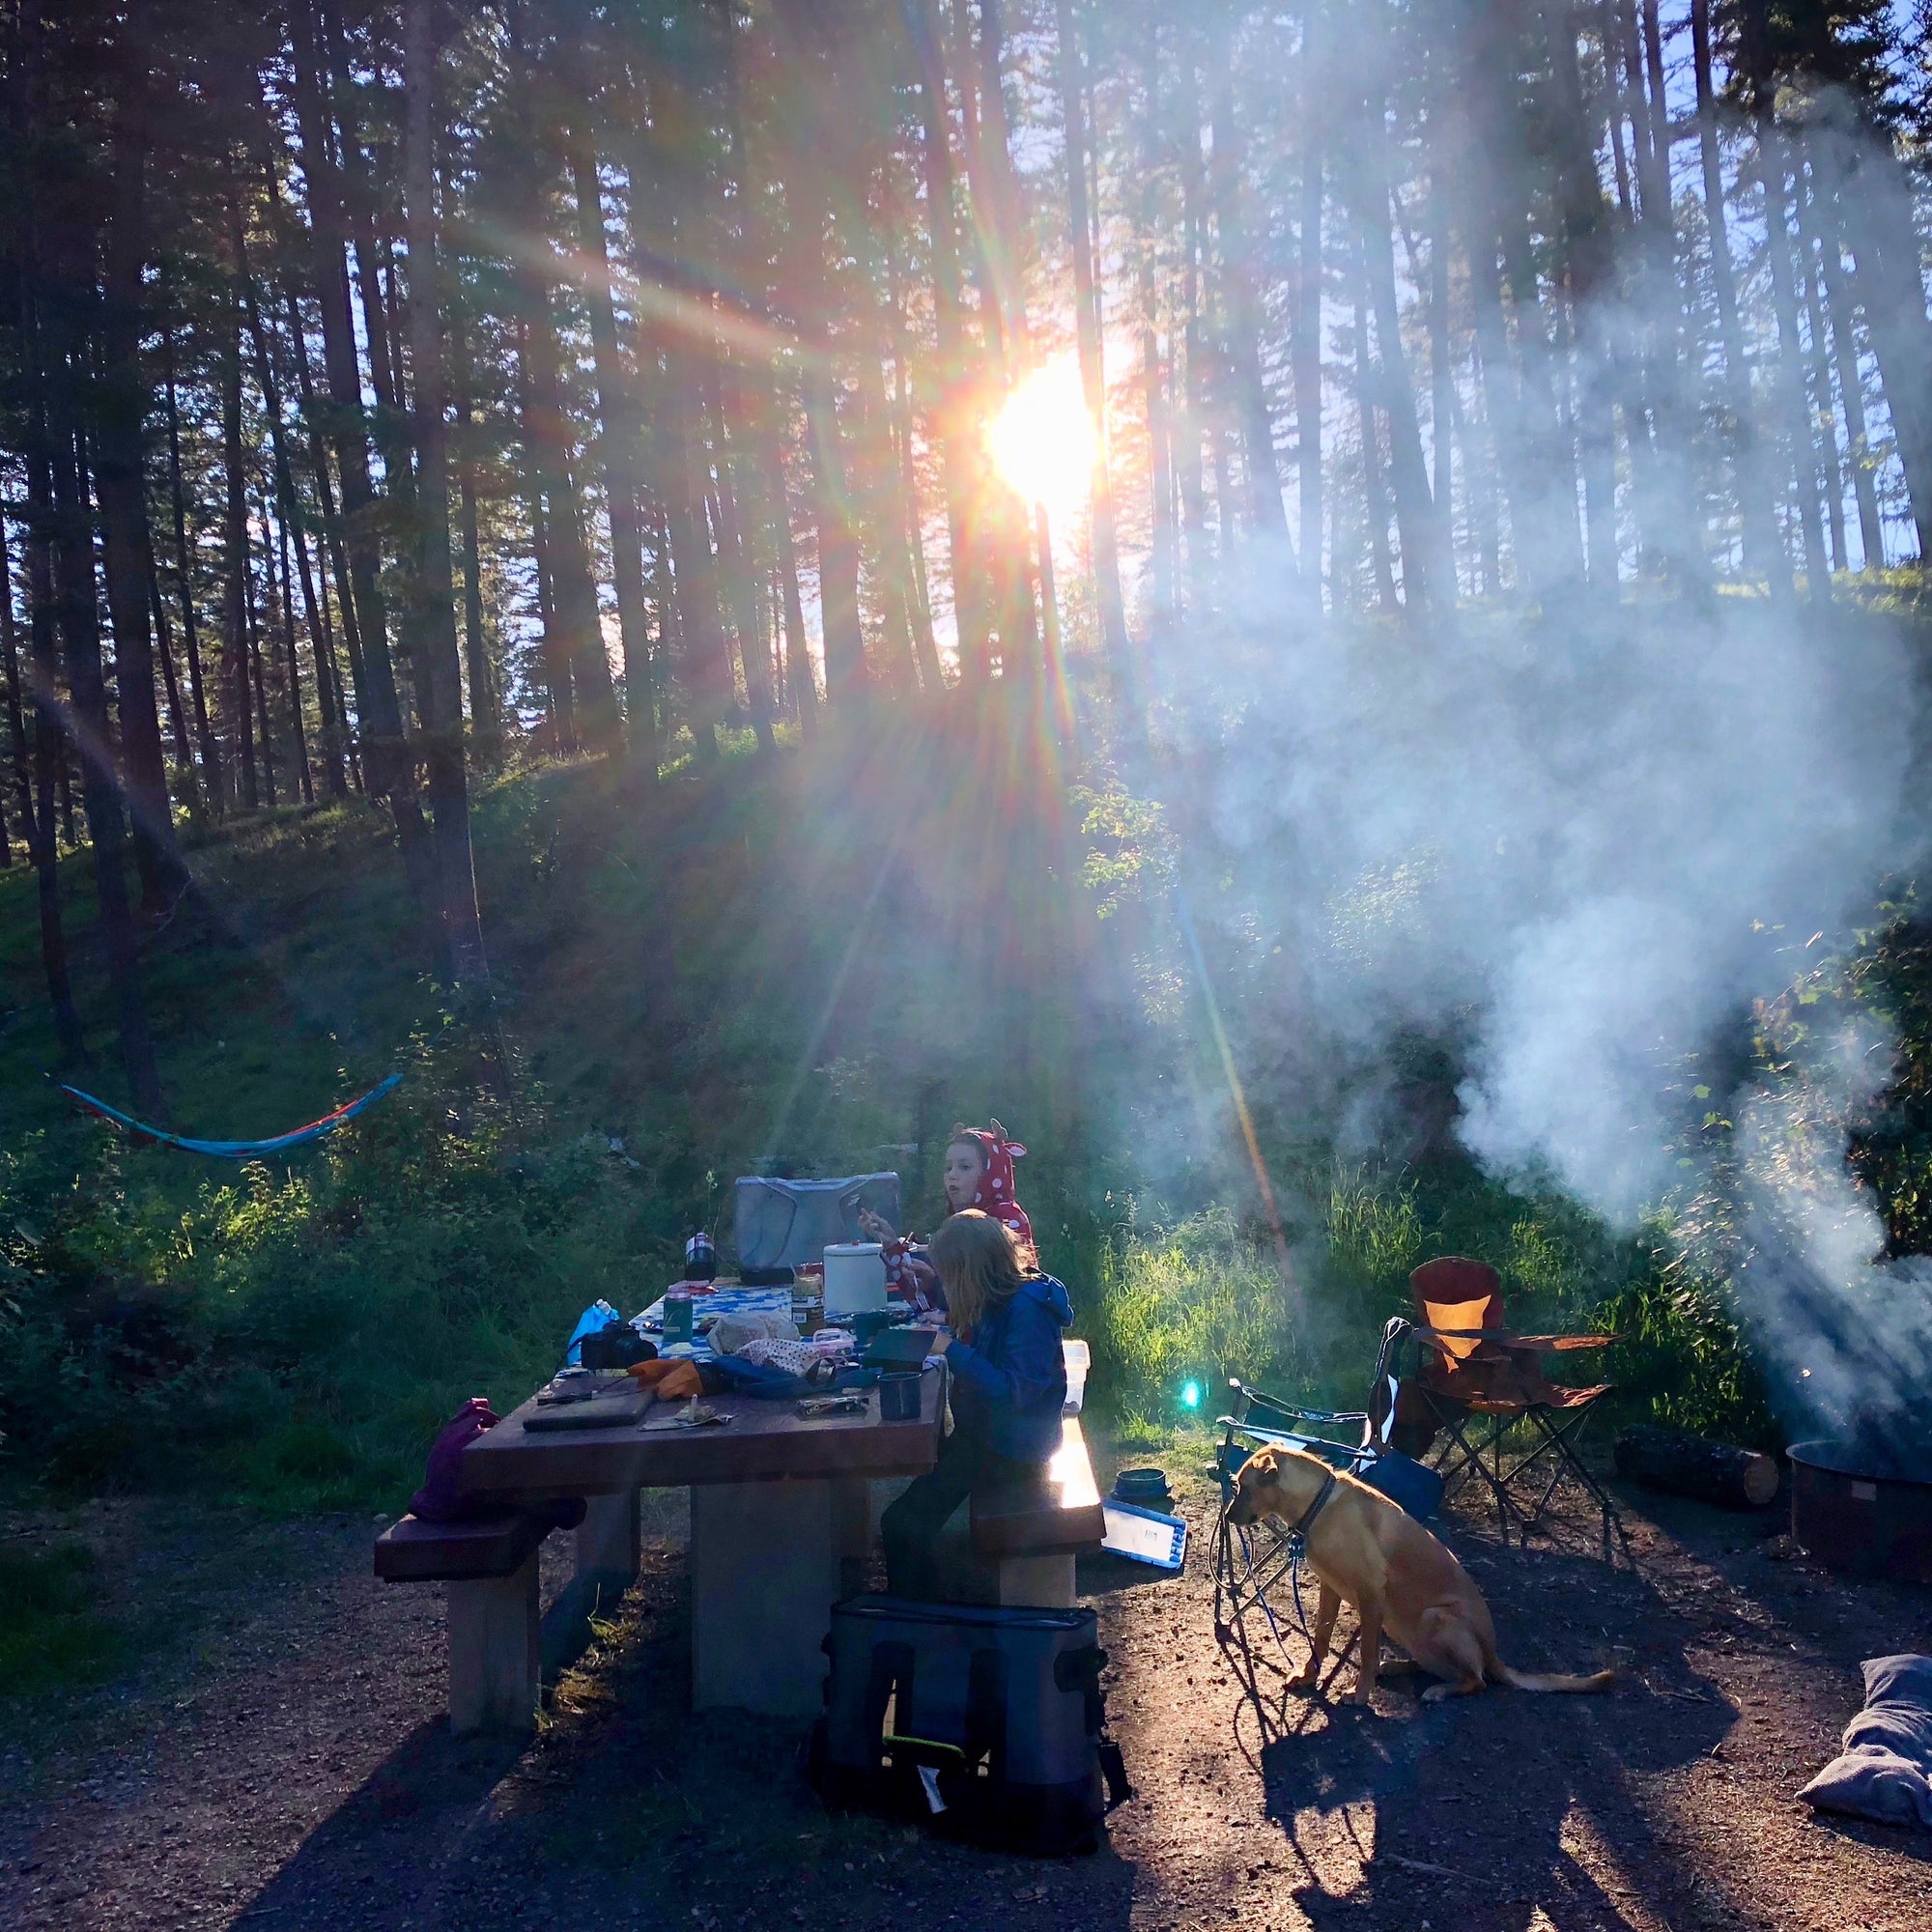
0 709 1809 1519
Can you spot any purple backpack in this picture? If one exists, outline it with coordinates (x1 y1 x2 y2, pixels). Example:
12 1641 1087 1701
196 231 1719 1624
410 1398 500 1521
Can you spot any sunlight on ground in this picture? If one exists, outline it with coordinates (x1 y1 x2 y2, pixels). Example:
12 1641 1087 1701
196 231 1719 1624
987 353 1096 526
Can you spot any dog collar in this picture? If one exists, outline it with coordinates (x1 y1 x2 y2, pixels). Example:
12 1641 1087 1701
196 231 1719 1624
1288 1470 1339 1550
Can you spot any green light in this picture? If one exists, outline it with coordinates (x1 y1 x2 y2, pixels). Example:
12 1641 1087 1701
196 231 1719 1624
1179 1379 1202 1410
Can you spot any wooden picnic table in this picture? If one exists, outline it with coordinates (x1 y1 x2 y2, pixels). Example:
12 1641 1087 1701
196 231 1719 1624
457 1368 945 1717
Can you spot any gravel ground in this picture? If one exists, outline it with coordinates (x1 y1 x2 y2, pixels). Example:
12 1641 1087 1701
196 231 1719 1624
4 1452 1931 1931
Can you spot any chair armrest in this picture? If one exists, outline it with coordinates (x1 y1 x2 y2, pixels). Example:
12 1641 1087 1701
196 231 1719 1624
1497 1332 1618 1352
1414 1325 1614 1351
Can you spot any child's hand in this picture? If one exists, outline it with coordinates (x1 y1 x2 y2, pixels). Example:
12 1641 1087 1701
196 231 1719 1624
858 1208 897 1242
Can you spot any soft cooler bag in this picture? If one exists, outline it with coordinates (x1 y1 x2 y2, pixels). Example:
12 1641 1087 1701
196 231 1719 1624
733 1174 900 1273
810 1593 1129 1856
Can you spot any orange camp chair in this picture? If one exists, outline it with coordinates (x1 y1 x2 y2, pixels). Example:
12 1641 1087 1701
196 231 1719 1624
1402 1256 1624 1553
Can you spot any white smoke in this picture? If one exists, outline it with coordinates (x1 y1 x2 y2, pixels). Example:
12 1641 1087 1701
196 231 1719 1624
1150 589 1928 1435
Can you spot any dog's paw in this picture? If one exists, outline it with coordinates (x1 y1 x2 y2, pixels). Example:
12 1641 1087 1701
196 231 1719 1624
1286 1669 1319 1693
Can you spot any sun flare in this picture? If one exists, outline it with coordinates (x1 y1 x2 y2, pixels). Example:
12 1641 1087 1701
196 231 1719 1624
987 355 1098 523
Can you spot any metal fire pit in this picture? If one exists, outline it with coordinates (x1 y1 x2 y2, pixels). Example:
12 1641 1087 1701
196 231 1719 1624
1789 1438 1932 1583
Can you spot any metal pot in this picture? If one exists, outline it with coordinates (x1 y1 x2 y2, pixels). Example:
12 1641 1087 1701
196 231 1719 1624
1789 1437 1932 1582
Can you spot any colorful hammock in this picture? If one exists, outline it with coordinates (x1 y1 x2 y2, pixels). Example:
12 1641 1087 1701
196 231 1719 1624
58 1070 404 1159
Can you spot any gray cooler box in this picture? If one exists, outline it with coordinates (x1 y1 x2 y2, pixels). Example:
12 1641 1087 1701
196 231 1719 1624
811 1593 1125 1856
734 1174 901 1273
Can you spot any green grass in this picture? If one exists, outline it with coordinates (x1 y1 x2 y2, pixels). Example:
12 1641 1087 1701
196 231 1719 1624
0 1542 124 1695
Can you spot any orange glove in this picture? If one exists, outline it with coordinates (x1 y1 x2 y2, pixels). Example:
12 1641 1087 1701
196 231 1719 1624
629 1358 703 1401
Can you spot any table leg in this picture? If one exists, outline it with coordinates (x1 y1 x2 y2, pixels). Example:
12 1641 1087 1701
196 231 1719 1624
575 1488 641 1600
448 1554 541 1735
834 1476 871 1597
691 1479 840 1717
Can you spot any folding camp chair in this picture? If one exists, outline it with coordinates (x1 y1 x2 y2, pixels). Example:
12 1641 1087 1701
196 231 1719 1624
1211 1321 1441 1677
1402 1256 1624 1554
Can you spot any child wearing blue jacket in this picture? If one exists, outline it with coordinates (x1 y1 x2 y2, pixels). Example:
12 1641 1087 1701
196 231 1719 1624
881 1209 1071 1600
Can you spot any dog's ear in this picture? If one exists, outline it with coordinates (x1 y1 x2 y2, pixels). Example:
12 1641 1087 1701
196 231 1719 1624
1242 1445 1279 1481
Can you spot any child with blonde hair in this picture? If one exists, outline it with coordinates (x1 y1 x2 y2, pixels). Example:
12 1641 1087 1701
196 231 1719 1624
879 1210 1070 1600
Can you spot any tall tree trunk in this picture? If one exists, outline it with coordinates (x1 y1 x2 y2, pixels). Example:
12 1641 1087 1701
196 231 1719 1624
775 458 817 735
1427 93 1453 531
656 350 729 757
1349 25 1453 613
1295 2 1325 602
92 66 179 911
1738 0 1832 598
706 360 780 747
1354 248 1399 615
1456 0 1586 601
219 244 258 811
4 510 84 1063
404 0 487 980
1175 61 1209 582
289 0 434 891
160 318 222 805
567 117 652 768
783 212 867 699
449 306 497 753
905 0 991 682
1620 0 1705 589
144 545 196 800
1054 0 1130 668
1807 156 1884 570
42 311 162 1109
1135 23 1177 623
882 239 945 690
954 0 1045 685
1208 53 1294 567
1690 0 1788 592
241 241 328 801
1540 0 1620 596
1820 128 1932 558
275 510 314 803
280 270 370 737
245 527 277 807
1793 179 1848 573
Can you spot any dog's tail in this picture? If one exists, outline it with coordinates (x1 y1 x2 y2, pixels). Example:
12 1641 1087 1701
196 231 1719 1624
1490 1661 1617 1694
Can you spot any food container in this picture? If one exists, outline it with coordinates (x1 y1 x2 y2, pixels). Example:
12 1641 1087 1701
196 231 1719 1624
823 1242 887 1320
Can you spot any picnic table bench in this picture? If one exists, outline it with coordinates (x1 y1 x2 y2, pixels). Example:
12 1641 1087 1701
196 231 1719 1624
971 1416 1105 1607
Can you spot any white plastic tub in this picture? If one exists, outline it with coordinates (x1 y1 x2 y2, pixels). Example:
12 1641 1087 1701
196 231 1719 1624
823 1241 887 1319
1063 1337 1090 1414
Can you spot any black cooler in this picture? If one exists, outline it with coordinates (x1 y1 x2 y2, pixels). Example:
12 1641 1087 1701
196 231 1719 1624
810 1593 1125 1855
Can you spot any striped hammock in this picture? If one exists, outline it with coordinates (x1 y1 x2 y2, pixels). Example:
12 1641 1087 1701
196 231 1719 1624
58 1071 404 1159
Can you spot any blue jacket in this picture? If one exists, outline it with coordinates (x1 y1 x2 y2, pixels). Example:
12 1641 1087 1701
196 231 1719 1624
947 1274 1072 1464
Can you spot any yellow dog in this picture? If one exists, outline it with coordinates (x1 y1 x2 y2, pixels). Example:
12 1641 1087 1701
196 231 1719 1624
1225 1443 1616 1706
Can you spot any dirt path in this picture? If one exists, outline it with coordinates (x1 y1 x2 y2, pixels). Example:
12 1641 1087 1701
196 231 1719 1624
4 1459 1930 1931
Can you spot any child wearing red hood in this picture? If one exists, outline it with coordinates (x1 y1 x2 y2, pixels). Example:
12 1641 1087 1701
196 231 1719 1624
860 1121 1034 1313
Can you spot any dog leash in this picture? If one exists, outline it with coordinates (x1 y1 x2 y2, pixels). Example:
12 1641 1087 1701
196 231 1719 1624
1283 1469 1338 1640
